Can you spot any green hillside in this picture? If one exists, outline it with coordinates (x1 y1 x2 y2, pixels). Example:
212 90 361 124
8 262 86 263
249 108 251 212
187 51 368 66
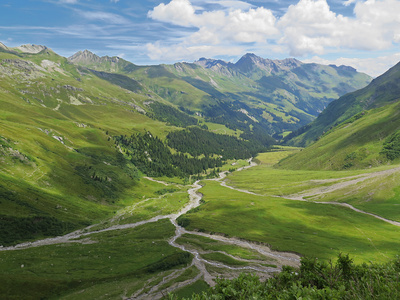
70 51 371 140
285 61 400 146
2 44 397 300
0 45 261 246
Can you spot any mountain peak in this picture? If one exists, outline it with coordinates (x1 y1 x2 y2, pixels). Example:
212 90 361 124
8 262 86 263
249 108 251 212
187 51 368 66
68 50 123 66
68 50 101 63
16 44 48 54
194 57 231 69
0 42 10 51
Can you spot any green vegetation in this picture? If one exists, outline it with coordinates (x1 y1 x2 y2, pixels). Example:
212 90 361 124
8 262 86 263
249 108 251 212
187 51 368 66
174 254 400 299
0 220 192 299
177 179 400 262
201 252 247 266
167 126 269 159
114 131 223 177
286 61 400 146
176 234 268 261
279 101 400 170
148 101 198 127
381 130 400 160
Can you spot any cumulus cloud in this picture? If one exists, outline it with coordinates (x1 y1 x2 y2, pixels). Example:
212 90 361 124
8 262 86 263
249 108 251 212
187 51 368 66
147 0 278 60
146 0 400 64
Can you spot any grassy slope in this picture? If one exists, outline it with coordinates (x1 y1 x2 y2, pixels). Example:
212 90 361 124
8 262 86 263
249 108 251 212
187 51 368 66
178 151 400 263
287 61 400 146
278 101 400 171
72 52 371 138
0 49 182 245
0 220 191 300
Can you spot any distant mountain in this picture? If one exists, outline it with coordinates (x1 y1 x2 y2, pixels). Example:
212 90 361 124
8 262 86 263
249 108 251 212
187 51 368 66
70 50 372 141
285 61 400 147
68 50 139 73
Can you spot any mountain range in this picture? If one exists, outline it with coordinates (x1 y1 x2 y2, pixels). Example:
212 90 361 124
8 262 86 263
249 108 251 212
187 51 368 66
2 42 400 299
68 48 372 140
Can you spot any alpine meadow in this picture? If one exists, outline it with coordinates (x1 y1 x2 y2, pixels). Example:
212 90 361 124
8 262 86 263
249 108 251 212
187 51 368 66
1 1 400 298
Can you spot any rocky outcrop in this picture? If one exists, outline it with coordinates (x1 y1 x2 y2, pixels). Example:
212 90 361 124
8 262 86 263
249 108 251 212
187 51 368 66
16 44 48 54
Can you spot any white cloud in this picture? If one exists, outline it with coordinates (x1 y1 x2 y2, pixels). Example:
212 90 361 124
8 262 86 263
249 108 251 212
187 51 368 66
148 0 196 27
146 0 400 63
206 0 253 10
277 0 400 56
147 0 278 60
305 52 400 77
146 41 245 62
79 11 130 25
59 0 78 3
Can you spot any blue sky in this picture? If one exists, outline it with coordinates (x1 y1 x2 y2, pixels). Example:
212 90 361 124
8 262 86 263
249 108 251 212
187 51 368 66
1 0 400 76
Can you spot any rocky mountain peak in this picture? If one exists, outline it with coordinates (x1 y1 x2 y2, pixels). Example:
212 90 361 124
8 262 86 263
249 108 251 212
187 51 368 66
194 57 231 69
0 42 9 51
16 44 48 54
68 50 122 65
68 50 100 64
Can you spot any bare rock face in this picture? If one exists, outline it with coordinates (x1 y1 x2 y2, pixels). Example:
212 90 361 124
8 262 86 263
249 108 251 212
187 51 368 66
68 50 121 65
68 49 101 64
16 44 48 54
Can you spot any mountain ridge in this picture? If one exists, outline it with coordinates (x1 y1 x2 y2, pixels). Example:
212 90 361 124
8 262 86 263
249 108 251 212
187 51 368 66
285 60 400 147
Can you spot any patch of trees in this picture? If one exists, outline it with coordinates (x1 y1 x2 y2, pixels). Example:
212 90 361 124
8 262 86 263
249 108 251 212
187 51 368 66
114 132 223 178
0 215 77 246
167 127 268 159
381 131 400 160
148 102 198 128
172 254 400 299
202 100 275 146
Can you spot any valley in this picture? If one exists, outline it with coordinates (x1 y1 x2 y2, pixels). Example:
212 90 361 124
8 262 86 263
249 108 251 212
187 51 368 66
1 43 400 299
2 150 400 299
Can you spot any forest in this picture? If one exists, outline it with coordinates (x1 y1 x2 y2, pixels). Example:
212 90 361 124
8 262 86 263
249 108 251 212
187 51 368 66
114 132 223 178
167 127 268 159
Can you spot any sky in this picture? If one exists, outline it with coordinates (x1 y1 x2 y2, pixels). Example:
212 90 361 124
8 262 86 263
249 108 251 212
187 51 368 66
1 0 400 77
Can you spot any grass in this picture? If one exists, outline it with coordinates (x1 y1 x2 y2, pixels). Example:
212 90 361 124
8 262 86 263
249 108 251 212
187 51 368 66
175 146 400 265
201 252 248 266
226 150 398 196
0 219 192 299
173 280 210 299
280 102 400 170
176 234 269 261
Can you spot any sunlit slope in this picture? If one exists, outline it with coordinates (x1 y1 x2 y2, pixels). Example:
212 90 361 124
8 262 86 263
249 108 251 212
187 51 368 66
177 151 400 263
70 50 371 139
286 61 400 146
278 101 400 170
0 48 180 245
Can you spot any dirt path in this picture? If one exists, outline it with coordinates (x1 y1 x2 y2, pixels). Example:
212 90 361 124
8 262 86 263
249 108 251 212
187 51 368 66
219 163 400 228
283 166 400 201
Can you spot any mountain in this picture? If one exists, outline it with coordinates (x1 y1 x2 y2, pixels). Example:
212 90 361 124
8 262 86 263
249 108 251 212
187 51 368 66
68 49 139 73
0 44 276 247
69 50 372 141
0 43 397 299
285 61 400 147
279 61 400 170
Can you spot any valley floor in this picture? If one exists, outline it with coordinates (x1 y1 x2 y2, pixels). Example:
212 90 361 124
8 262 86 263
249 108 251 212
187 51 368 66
1 150 400 299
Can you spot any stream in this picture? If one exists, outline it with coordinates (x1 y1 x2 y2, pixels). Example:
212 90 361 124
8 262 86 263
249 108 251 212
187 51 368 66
0 158 301 299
